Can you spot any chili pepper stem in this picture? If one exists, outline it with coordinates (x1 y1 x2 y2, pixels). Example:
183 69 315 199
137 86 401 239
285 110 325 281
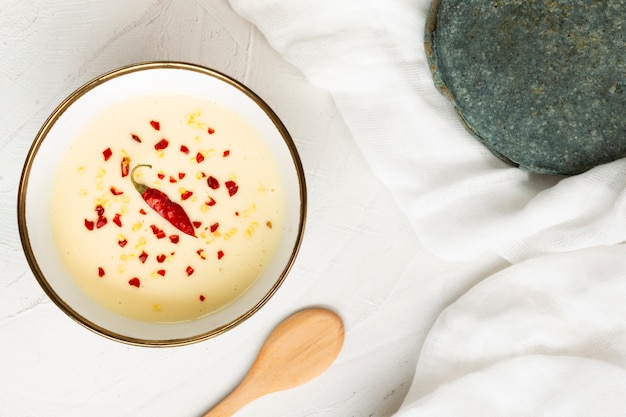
130 164 152 194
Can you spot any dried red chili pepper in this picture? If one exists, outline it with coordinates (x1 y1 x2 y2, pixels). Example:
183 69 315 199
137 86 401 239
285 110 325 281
130 164 196 237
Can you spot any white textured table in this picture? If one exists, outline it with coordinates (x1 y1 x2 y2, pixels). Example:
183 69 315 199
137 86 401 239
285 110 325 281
1 1 506 415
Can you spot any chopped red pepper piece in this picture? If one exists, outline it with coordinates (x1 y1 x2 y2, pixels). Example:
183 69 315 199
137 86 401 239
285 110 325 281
150 120 160 131
180 145 189 154
157 269 166 276
156 254 166 263
139 209 147 215
95 205 105 217
208 127 215 134
196 152 205 163
84 219 95 231
225 181 238 196
210 222 219 233
128 277 140 288
110 186 123 196
192 221 202 229
118 238 128 248
169 176 177 183
169 235 180 244
223 150 230 157
113 213 122 227
131 133 142 143
154 138 169 150
157 172 165 180
181 190 193 200
139 251 148 263
121 156 130 177
98 267 105 277
206 197 216 207
96 217 108 229
199 295 205 301
150 224 166 239
217 250 224 260
178 172 186 180
207 176 219 189
103 148 113 161
186 266 194 276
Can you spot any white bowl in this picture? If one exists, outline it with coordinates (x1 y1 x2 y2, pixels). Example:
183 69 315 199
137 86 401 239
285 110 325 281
18 62 306 346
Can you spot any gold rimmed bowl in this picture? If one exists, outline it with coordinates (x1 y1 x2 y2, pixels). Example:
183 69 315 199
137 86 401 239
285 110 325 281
18 62 306 346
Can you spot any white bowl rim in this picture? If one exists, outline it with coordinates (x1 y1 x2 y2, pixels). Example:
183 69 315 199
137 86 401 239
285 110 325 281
17 61 307 347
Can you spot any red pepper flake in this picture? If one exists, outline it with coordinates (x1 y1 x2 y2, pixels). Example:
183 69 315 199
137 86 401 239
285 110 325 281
235 211 239 216
110 186 124 196
156 254 166 263
139 251 148 263
84 219 95 231
181 190 193 200
178 172 186 180
157 269 166 277
150 224 166 239
199 295 205 302
113 213 122 227
180 145 189 154
157 172 165 180
193 221 202 229
98 267 105 277
196 249 207 259
207 176 220 189
225 180 239 196
186 266 194 276
96 217 108 229
150 120 160 131
169 235 180 244
196 152 205 163
131 133 142 143
121 156 130 178
118 238 128 248
95 204 105 217
169 176 177 183
208 127 215 135
223 150 230 157
217 250 224 260
139 209 147 215
210 222 219 233
154 138 169 150
206 197 216 207
128 277 140 288
103 147 113 161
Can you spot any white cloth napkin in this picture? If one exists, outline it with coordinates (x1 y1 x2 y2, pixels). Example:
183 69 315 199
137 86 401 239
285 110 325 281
228 0 626 264
227 0 626 415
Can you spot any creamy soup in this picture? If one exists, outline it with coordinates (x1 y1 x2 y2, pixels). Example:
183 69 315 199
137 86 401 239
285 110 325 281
51 93 284 323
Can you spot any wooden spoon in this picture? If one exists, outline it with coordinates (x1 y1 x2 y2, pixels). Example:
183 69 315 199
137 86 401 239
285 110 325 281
203 308 345 417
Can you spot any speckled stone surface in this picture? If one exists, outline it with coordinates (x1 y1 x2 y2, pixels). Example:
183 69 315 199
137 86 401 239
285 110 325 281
426 0 626 175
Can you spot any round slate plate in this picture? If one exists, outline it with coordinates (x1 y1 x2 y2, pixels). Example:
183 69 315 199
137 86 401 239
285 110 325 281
425 0 626 175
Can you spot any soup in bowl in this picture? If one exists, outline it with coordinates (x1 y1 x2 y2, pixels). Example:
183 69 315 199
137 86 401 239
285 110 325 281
18 62 306 346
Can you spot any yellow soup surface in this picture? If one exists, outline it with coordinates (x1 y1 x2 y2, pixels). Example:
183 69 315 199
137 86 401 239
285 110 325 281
51 93 284 323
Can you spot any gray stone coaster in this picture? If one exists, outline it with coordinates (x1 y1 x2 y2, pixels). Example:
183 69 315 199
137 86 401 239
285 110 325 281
426 0 626 175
